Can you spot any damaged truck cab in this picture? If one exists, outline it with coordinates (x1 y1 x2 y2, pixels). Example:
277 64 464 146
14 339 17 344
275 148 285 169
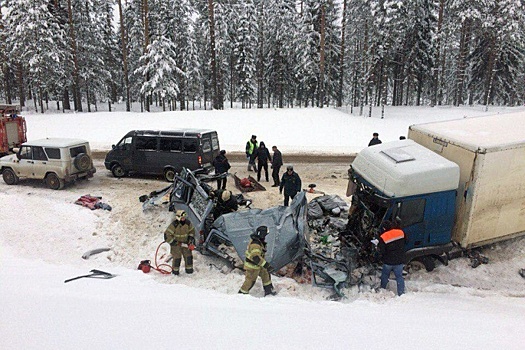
347 140 460 270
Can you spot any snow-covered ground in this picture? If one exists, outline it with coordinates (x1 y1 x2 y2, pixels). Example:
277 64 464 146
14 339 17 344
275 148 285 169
2 105 525 349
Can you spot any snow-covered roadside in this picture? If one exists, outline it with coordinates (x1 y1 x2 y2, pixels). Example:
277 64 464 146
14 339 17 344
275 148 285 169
2 106 525 349
2 249 525 350
23 105 525 155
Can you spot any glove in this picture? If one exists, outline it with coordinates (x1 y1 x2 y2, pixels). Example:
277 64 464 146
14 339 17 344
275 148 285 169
263 261 274 273
371 239 379 246
188 244 195 251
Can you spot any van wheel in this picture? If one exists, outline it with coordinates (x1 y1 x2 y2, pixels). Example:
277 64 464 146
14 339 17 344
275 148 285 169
164 168 176 182
46 173 64 190
407 256 435 273
2 168 19 185
111 164 127 178
74 153 92 172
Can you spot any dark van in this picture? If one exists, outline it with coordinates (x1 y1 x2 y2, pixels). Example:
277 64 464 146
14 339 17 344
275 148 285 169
104 129 220 181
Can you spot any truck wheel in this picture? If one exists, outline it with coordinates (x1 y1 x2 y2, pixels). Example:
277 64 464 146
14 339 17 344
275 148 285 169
164 168 176 182
46 173 64 190
408 256 435 273
2 168 19 185
74 153 92 172
111 164 127 178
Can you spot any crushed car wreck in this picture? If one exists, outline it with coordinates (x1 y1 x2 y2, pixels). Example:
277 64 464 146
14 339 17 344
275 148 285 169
160 167 363 298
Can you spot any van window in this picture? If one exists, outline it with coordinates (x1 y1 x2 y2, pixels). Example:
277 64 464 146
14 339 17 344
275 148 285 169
393 199 426 227
118 136 133 149
70 145 87 157
202 139 211 153
183 139 197 153
211 134 219 150
160 138 182 152
136 137 157 151
33 146 48 161
45 148 61 159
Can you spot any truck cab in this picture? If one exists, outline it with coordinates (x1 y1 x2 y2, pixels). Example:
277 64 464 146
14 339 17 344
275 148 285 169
0 104 27 156
347 140 460 269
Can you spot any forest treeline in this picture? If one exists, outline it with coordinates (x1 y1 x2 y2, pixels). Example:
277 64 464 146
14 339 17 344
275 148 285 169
0 0 523 114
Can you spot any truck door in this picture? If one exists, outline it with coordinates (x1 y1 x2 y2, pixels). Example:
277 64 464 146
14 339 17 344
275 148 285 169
16 146 34 177
391 198 426 250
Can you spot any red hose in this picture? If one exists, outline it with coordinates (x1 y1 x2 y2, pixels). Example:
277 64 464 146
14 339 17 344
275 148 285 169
153 241 172 274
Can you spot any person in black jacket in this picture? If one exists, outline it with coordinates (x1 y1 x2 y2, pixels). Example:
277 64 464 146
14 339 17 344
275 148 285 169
271 145 283 187
279 165 301 206
368 132 382 146
212 150 231 190
377 220 406 296
254 142 272 182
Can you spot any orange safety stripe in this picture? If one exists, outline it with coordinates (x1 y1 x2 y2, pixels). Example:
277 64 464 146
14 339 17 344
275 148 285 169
381 229 404 244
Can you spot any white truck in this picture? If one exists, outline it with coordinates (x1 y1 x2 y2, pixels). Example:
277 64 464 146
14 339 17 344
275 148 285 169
346 112 525 270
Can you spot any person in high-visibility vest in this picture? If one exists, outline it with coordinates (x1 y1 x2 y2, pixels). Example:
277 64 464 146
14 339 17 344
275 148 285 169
238 226 276 296
245 135 258 172
377 220 406 295
164 210 195 275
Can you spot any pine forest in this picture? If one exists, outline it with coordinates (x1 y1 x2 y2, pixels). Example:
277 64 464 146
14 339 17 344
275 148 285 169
0 0 524 114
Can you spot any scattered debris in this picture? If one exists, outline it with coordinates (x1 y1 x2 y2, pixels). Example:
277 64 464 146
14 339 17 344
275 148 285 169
306 183 325 195
139 184 173 211
75 195 112 211
466 250 489 268
64 269 116 283
520 269 525 279
81 247 111 260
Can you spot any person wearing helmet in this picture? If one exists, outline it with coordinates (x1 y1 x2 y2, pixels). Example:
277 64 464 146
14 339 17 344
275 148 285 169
239 226 276 296
279 165 302 206
212 189 239 220
164 210 196 275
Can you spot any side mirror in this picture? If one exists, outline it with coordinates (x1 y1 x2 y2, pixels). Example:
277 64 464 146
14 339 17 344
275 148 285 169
111 144 116 150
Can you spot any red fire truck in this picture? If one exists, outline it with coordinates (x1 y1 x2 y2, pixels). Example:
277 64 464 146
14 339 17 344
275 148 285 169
0 104 27 156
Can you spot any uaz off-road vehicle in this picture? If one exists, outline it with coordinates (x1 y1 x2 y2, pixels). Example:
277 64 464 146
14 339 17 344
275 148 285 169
0 138 96 190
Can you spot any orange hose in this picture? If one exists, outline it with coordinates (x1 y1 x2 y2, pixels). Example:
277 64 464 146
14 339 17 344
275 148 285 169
153 241 173 274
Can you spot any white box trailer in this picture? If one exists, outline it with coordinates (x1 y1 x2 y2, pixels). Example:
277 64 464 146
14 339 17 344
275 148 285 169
408 111 525 248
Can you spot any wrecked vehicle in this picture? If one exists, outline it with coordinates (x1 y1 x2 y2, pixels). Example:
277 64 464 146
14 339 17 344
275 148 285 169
166 168 356 298
347 112 525 271
345 140 459 271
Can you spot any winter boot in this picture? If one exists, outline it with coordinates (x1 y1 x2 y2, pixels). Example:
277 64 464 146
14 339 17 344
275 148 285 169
172 270 179 276
263 284 277 296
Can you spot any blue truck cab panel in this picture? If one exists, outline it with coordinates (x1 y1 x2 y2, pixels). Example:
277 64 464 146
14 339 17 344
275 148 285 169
348 140 460 262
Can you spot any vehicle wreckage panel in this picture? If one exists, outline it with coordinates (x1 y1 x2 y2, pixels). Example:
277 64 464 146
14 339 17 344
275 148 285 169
211 192 307 271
